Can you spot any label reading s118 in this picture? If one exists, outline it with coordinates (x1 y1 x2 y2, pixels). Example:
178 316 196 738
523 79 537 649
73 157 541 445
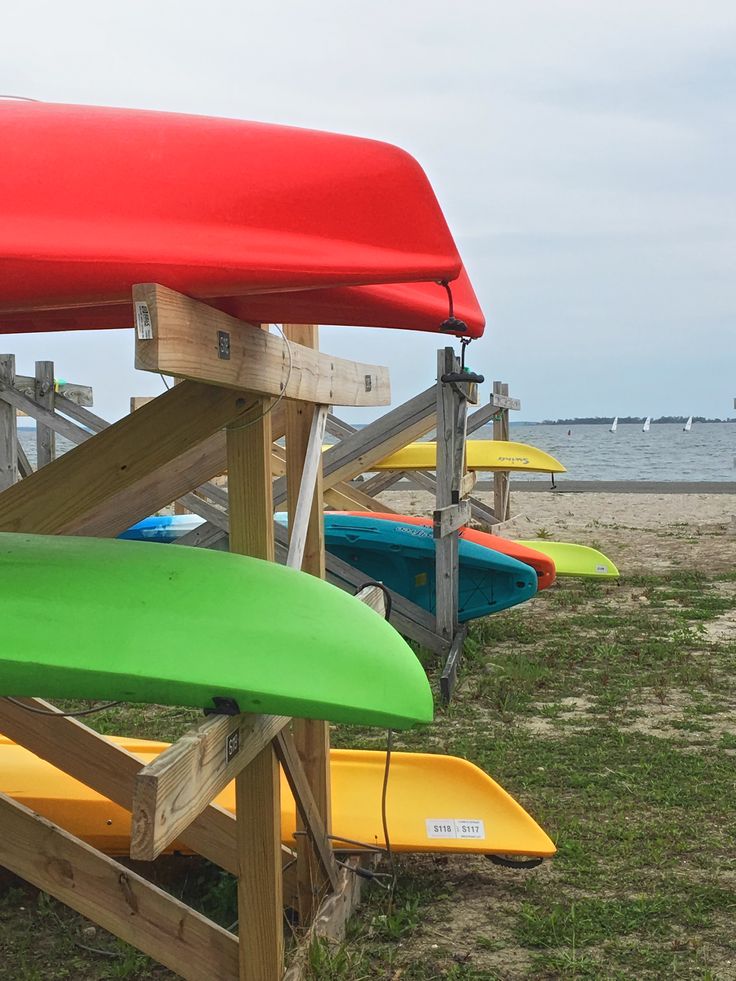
425 818 485 840
595 564 609 574
135 301 153 340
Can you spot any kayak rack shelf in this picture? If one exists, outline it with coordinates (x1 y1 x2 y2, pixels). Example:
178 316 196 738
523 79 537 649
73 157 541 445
0 294 503 978
0 293 396 981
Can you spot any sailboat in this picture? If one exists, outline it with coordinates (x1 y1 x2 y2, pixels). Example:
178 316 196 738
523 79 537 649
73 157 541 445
683 416 693 432
609 416 618 433
642 416 651 432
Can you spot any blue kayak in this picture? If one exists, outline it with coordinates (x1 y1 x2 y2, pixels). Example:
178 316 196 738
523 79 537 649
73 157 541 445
121 513 538 620
313 513 537 621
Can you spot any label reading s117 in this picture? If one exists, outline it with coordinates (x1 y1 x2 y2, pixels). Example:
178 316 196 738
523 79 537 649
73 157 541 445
135 301 153 340
425 818 485 840
595 564 609 574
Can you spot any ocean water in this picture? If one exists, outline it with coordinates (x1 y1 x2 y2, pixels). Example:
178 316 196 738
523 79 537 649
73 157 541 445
19 422 736 482
499 422 736 482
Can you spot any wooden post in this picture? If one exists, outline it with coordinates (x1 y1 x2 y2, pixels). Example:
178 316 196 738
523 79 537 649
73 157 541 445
35 361 56 468
435 348 460 640
227 396 284 981
493 381 510 521
0 355 18 491
284 324 332 925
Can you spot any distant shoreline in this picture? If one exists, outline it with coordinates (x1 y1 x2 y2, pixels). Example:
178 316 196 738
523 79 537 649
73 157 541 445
388 478 736 495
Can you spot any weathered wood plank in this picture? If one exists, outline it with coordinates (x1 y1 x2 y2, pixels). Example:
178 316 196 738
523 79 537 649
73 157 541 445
283 858 370 980
0 383 95 446
493 381 511 521
490 392 521 411
35 361 55 468
226 396 284 981
283 323 333 926
286 404 328 570
435 349 459 640
440 625 469 703
0 792 239 981
130 712 288 863
15 374 94 406
0 381 258 535
133 284 390 407
0 355 18 491
433 500 471 538
0 696 239 875
272 384 437 507
274 728 338 893
17 440 32 478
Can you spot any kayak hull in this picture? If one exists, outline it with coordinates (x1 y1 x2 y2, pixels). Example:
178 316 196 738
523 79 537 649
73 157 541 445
0 737 556 858
374 440 566 474
0 533 433 728
0 102 484 337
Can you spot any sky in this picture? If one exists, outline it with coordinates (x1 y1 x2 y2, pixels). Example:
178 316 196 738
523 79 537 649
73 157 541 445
2 0 734 423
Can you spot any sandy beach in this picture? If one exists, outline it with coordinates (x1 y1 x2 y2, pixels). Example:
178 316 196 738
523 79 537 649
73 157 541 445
378 488 736 574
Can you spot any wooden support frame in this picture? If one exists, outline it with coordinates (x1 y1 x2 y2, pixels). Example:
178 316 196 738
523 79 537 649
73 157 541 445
0 793 239 981
133 284 390 408
0 296 397 979
0 354 18 491
492 381 520 522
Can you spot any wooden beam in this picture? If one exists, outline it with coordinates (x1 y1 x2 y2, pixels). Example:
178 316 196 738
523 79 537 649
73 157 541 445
54 393 108 433
0 793 239 981
130 712 289 863
283 858 370 981
35 361 56 468
0 381 258 535
273 728 338 893
440 625 469 703
0 355 18 491
14 375 94 407
435 349 460 640
285 403 328 570
17 441 32 479
0 696 239 875
460 470 478 498
0 382 93 446
493 381 511 522
283 324 333 926
491 392 521 411
433 500 471 538
133 284 390 407
226 396 284 981
273 384 437 506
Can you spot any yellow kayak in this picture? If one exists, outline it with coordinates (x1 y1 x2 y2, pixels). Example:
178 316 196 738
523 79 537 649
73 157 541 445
0 736 555 858
515 540 619 579
372 440 566 473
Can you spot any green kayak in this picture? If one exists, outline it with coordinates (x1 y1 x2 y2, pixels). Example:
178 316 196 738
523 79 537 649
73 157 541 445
515 540 619 579
0 533 433 728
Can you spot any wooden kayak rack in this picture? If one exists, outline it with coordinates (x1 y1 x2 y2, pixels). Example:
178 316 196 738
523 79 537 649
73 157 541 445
0 287 508 977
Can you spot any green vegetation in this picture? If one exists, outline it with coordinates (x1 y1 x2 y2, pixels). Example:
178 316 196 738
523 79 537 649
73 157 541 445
1 567 735 979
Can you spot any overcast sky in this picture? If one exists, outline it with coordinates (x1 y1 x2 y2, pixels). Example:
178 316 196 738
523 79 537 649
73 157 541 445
2 0 734 422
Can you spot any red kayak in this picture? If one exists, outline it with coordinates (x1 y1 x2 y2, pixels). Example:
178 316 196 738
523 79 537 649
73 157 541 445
340 513 556 589
0 101 484 337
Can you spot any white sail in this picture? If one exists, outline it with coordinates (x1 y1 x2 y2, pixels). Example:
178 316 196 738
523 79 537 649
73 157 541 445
642 416 651 432
683 416 692 432
609 416 618 433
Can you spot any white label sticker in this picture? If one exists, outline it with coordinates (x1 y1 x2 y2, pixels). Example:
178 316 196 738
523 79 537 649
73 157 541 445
595 564 609 574
135 301 153 339
425 818 485 840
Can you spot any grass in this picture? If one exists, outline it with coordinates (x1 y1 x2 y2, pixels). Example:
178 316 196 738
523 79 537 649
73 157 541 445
1 563 735 979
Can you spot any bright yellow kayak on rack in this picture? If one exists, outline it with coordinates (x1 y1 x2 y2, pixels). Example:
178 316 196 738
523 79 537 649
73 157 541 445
0 736 555 858
371 440 566 473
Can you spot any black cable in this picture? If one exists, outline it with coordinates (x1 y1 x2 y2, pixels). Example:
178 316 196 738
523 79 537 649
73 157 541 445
356 580 393 622
4 697 123 718
381 728 397 908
